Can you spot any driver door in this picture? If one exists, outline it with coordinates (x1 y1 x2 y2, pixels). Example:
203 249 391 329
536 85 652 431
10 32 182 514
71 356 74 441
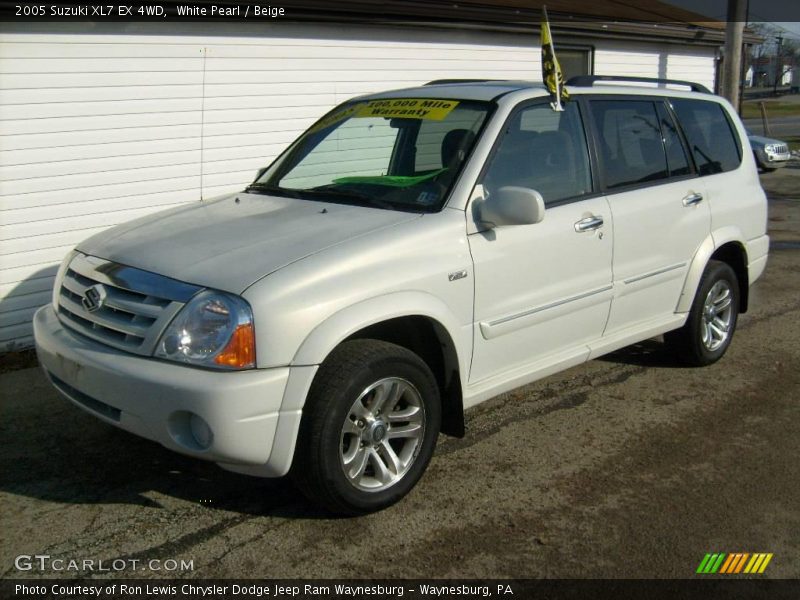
468 101 613 385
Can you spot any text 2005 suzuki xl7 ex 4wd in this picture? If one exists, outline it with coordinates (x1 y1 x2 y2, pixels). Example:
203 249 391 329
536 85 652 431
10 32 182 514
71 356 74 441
35 78 769 514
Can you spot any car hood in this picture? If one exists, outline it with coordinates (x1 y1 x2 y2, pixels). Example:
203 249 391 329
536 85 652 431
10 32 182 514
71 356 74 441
77 192 420 293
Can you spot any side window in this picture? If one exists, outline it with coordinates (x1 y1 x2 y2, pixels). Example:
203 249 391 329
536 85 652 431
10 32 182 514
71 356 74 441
670 99 742 175
656 103 691 177
480 102 592 205
282 117 398 188
590 100 667 189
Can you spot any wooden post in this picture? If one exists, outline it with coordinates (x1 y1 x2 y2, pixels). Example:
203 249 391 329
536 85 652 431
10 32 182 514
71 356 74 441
759 101 771 137
722 0 746 107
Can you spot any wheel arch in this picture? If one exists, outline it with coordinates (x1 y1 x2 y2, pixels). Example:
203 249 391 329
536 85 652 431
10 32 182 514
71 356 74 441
292 292 468 437
677 228 750 314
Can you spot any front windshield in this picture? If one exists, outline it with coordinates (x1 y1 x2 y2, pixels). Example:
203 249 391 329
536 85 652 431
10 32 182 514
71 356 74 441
252 98 491 212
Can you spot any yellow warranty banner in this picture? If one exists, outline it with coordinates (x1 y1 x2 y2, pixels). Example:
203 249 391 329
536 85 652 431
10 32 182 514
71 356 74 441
308 102 367 133
308 98 460 134
356 98 460 120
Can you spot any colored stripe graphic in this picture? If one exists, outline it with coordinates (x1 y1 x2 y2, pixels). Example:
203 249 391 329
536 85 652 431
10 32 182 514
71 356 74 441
722 553 749 573
744 554 760 573
700 552 774 574
696 554 713 574
698 553 727 574
710 553 726 573
719 554 739 573
734 553 750 573
758 554 773 573
719 554 735 574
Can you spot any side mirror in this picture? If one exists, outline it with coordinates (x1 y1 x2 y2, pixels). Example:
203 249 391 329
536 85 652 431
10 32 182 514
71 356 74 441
478 186 545 227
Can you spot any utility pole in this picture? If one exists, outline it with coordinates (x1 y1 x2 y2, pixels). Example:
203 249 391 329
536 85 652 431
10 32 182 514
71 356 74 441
722 0 746 108
774 35 784 93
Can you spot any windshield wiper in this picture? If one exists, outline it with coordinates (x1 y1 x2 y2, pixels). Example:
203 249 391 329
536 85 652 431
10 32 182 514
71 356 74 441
245 182 300 198
246 182 417 212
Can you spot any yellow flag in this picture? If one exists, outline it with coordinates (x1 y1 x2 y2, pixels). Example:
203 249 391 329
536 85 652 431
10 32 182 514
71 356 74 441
541 6 569 111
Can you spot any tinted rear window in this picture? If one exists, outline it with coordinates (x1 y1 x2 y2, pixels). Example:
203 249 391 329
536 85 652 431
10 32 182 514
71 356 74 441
670 99 741 175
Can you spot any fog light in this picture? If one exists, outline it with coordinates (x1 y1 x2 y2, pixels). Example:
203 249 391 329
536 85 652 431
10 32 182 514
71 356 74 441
189 414 213 449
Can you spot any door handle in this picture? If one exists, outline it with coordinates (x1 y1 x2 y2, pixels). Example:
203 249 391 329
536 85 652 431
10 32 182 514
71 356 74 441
682 193 704 207
574 215 604 232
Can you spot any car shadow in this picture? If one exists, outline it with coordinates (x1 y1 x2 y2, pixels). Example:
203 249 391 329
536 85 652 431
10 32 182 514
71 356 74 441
0 366 333 518
598 338 686 369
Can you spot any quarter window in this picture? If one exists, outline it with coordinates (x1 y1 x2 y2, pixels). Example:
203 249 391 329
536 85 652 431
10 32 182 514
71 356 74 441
590 100 668 189
670 99 742 175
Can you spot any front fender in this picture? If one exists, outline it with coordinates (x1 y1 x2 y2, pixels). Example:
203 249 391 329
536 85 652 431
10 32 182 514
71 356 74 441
292 290 470 378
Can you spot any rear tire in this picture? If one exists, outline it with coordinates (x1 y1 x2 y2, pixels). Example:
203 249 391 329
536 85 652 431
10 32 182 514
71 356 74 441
291 339 441 515
666 260 739 366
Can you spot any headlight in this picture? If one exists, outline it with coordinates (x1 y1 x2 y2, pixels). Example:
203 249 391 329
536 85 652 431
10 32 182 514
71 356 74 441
155 290 256 370
52 249 78 311
764 144 777 153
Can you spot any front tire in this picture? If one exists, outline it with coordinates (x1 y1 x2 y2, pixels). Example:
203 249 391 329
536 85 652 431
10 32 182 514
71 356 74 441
291 339 441 515
666 260 740 366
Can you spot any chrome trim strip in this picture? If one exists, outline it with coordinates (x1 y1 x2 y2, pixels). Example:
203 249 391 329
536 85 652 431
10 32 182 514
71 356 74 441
58 294 151 338
623 262 687 285
486 285 614 328
58 253 193 356
69 253 201 302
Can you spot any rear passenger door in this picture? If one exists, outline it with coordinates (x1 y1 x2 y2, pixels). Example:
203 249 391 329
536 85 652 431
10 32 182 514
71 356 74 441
587 98 711 334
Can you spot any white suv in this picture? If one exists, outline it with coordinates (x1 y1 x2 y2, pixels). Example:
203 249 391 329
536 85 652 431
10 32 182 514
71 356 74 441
34 77 769 514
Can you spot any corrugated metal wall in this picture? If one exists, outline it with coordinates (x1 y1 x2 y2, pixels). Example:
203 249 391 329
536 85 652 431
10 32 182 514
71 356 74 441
0 23 716 350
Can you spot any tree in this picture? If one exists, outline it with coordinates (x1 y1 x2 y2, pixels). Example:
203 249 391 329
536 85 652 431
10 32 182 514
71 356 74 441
772 38 799 95
747 23 800 93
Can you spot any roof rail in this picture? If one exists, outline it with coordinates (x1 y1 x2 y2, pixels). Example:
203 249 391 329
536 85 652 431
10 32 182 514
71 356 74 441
566 75 712 95
424 79 498 86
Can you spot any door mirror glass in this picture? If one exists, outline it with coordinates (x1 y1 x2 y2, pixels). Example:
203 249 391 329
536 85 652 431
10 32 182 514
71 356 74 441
477 186 545 227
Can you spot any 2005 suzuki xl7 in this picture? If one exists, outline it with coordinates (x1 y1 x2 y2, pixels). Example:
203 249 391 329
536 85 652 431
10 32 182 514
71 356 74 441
34 77 769 514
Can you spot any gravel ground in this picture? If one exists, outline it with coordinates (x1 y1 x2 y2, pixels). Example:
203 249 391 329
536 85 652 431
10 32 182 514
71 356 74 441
1 166 798 580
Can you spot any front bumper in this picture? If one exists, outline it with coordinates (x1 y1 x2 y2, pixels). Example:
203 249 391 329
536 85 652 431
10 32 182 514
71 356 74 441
33 305 302 476
756 148 791 168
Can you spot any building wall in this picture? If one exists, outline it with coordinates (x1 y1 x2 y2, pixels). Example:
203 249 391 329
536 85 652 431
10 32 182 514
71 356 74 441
0 23 716 350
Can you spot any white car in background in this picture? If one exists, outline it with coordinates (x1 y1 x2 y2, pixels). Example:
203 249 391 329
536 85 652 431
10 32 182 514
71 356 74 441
748 132 792 171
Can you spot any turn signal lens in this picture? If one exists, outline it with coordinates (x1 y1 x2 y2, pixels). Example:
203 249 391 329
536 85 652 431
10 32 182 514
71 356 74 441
214 322 256 369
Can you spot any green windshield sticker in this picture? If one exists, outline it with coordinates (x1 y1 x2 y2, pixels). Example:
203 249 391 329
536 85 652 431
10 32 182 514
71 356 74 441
356 98 460 120
333 168 448 188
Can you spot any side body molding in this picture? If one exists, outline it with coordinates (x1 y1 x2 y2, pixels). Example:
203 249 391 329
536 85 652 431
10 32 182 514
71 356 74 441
676 226 747 314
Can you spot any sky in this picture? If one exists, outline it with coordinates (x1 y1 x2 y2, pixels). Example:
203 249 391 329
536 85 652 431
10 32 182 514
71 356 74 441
663 1 800 40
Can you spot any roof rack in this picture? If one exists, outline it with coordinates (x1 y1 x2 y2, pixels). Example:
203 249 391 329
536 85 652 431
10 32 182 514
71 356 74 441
566 75 712 95
424 79 499 86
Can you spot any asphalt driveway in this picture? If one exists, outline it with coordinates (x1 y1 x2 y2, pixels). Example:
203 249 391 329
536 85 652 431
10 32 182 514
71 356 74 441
1 166 799 580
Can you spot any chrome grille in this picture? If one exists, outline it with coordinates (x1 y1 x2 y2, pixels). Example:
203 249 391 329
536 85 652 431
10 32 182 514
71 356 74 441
56 253 201 355
774 144 789 155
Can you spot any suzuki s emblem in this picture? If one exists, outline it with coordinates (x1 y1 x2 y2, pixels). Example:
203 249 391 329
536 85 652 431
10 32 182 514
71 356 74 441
82 284 107 312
